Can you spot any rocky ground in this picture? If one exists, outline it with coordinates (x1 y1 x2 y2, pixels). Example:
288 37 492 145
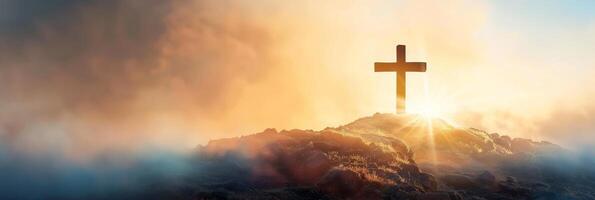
132 113 595 200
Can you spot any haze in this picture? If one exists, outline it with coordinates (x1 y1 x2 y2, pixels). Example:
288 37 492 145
1 0 595 160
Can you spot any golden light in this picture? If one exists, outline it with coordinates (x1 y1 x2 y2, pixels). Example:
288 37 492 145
408 75 457 121
411 102 444 119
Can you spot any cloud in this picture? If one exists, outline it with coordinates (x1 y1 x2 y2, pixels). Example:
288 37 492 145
1 0 177 157
0 0 376 157
0 0 295 156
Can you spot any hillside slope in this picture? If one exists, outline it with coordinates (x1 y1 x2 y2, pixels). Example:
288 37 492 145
187 113 595 199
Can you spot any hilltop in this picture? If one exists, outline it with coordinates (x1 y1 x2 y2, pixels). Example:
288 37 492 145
186 113 594 199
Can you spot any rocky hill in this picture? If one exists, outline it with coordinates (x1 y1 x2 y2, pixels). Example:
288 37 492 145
181 113 595 199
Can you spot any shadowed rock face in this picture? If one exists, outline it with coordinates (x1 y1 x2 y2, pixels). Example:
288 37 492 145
146 113 594 200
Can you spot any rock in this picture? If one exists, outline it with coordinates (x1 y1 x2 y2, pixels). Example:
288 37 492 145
511 138 536 153
414 191 463 200
316 168 366 198
400 163 421 174
294 149 332 184
441 174 477 190
475 171 496 185
262 128 278 134
493 135 512 149
415 192 451 200
316 131 369 151
418 173 438 191
497 176 532 198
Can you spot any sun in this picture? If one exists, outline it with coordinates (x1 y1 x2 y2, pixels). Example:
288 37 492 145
409 101 448 119
409 91 448 119
415 103 443 118
407 75 458 121
408 97 460 128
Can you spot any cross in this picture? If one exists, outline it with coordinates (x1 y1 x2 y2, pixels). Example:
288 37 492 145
374 45 427 114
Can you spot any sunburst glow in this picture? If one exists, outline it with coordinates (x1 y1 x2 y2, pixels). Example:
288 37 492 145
409 75 457 121
412 102 444 119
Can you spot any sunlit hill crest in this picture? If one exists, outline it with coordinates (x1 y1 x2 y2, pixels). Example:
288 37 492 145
329 113 561 167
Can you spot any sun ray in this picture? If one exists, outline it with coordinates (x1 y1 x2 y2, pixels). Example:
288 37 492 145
422 76 438 169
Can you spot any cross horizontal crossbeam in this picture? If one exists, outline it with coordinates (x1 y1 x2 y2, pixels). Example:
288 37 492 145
374 62 426 72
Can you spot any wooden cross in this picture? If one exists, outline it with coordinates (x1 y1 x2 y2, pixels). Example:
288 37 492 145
374 45 427 114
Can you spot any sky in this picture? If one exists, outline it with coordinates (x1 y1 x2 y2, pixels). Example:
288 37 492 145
1 0 595 160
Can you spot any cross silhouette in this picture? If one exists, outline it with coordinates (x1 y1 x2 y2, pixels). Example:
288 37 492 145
374 45 427 114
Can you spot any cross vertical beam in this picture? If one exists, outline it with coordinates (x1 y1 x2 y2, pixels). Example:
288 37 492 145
396 45 406 113
374 45 427 114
